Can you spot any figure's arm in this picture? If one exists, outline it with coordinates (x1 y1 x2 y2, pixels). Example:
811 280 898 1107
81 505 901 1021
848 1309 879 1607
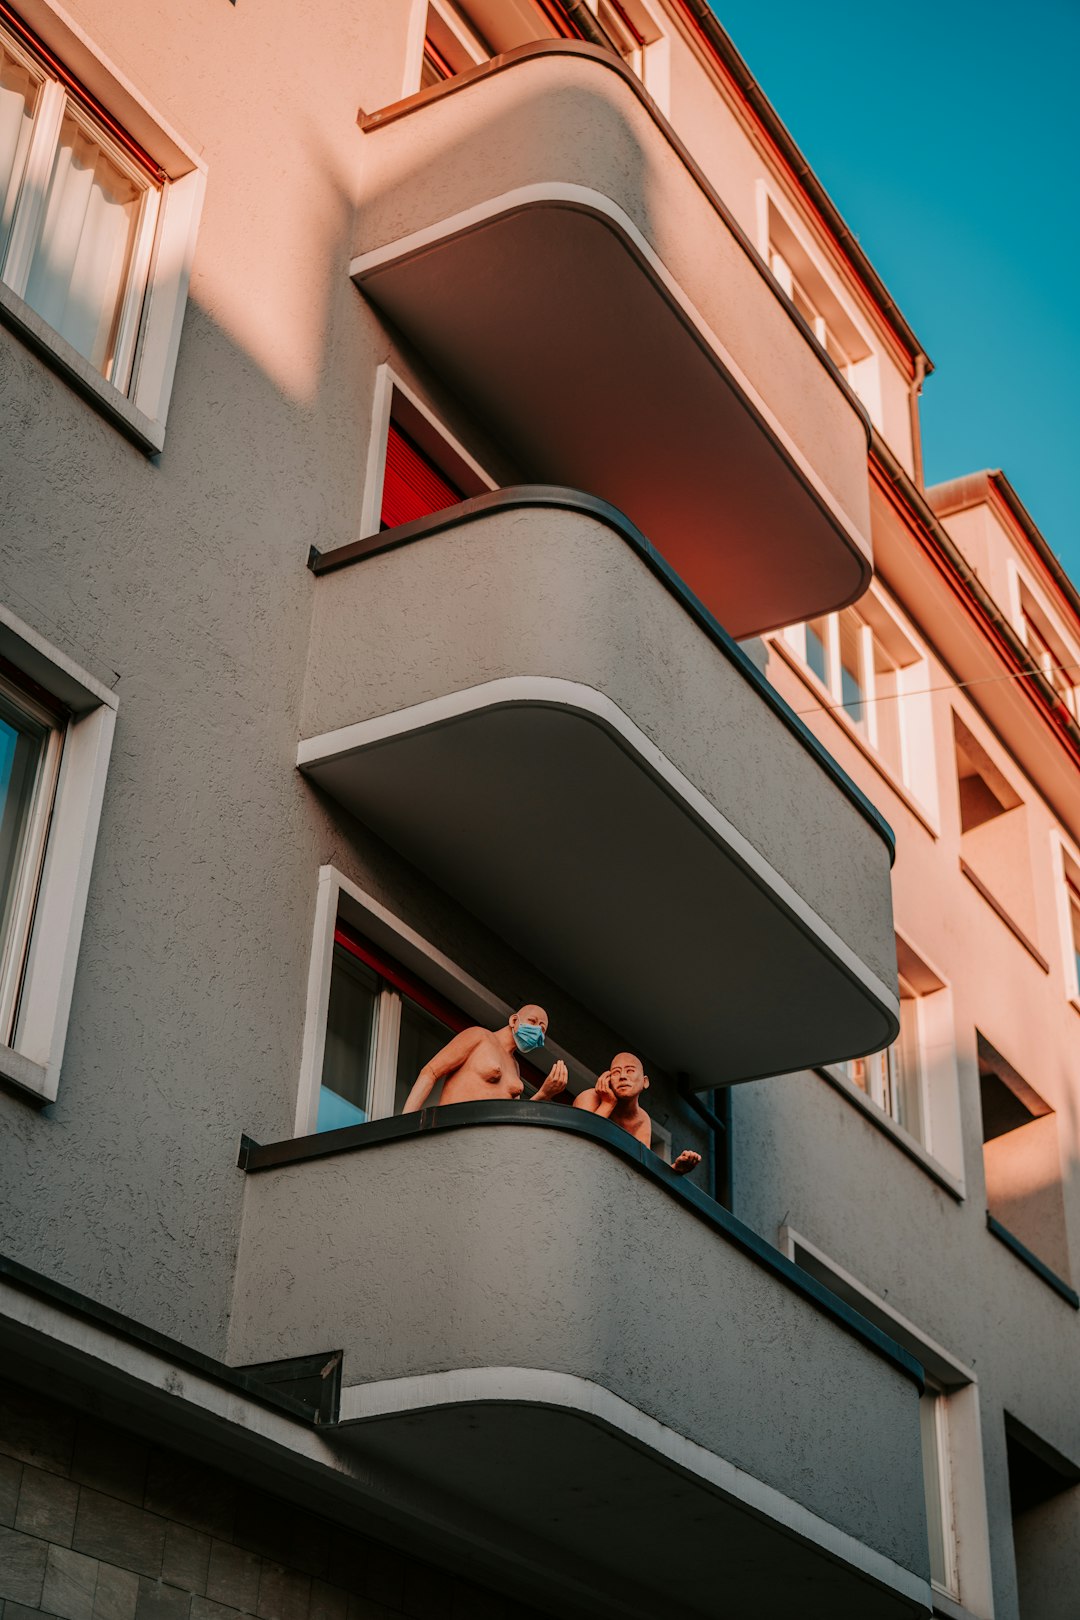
401 1028 484 1113
571 1071 616 1119
533 1059 568 1101
670 1149 702 1176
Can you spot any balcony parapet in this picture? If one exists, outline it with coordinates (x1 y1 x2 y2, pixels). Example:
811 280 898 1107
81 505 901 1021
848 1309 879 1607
231 1108 931 1619
352 41 874 639
300 489 898 1085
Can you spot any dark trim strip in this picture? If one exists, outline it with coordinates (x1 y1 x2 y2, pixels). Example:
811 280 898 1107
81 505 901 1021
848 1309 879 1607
986 1215 1080 1309
357 39 874 451
308 486 896 863
239 1105 924 1390
959 861 1050 974
0 1254 325 1424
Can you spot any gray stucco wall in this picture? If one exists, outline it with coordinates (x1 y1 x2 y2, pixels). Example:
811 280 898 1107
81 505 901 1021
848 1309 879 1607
228 1122 928 1575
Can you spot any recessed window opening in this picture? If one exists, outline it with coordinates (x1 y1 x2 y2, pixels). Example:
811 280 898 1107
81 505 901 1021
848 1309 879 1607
921 1379 959 1595
1006 1416 1080 1615
953 715 1040 945
0 661 65 1047
0 10 164 392
978 1033 1070 1285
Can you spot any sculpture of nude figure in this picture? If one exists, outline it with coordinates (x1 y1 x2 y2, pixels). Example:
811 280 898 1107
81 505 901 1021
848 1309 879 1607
401 1003 568 1112
573 1051 702 1175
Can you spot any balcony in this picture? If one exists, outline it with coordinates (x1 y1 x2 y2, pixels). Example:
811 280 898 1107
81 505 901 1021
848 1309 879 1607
351 42 874 640
231 1109 931 1620
300 491 897 1086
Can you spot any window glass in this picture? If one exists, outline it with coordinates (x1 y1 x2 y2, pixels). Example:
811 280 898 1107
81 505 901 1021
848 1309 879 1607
0 42 41 251
839 613 866 727
1070 890 1080 996
394 993 453 1114
0 681 60 1042
805 617 828 686
318 946 378 1130
890 993 923 1139
23 105 146 380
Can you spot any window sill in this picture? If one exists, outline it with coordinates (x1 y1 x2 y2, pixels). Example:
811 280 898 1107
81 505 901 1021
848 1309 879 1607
0 279 164 455
959 860 1050 973
932 1588 986 1620
767 636 940 838
986 1213 1079 1308
0 1043 49 1103
817 1065 965 1201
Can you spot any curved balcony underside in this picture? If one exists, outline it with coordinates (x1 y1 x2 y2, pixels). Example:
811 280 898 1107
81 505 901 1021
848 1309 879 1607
301 492 898 1085
233 1112 931 1620
351 43 875 640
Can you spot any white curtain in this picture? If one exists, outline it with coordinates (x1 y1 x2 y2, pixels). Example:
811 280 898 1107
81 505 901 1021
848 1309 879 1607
24 107 142 378
0 47 38 251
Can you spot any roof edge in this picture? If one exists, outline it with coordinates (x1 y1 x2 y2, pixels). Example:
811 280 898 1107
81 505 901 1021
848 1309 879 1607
672 0 931 374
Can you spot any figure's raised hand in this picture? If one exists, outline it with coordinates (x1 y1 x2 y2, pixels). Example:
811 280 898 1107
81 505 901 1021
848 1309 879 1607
535 1060 568 1100
594 1070 614 1100
670 1150 702 1176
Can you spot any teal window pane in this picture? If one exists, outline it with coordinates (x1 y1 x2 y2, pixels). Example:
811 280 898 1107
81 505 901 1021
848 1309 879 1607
0 696 48 977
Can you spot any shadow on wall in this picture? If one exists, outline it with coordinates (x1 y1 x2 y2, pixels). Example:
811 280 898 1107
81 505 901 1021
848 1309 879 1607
978 1033 1072 1285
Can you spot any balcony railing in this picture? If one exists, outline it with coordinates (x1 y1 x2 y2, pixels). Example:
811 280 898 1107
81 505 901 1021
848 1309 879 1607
351 41 874 640
300 489 898 1085
232 1106 932 1619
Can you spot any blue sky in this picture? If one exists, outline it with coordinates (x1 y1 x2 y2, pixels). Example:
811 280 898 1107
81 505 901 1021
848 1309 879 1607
709 0 1080 580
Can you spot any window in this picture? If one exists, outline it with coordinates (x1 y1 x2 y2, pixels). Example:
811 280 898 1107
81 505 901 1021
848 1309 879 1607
781 593 936 813
762 191 881 426
364 367 495 538
0 7 203 450
978 1033 1072 1288
1017 582 1079 718
0 664 64 1044
381 421 465 530
844 974 923 1140
0 603 118 1104
781 1229 993 1615
317 922 469 1130
828 936 964 1178
920 1381 958 1596
416 0 578 91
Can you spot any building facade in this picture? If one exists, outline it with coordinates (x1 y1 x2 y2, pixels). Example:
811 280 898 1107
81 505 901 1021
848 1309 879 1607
0 2 1076 1617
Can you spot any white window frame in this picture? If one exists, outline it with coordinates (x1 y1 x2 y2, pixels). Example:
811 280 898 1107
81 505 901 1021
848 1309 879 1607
0 669 64 1041
755 178 882 428
819 930 965 1193
0 602 117 1105
775 585 940 828
295 866 590 1135
779 1228 994 1619
360 362 497 540
587 0 670 113
1008 560 1080 720
0 0 206 454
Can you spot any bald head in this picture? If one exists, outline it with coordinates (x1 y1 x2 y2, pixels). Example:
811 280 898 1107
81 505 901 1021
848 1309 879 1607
609 1052 649 1099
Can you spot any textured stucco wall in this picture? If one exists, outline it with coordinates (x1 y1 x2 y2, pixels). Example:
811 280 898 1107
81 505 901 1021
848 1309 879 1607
0 0 710 1355
303 502 896 989
228 1123 928 1575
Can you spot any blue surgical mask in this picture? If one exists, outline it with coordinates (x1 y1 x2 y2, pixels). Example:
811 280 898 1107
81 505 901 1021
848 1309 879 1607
513 1022 545 1053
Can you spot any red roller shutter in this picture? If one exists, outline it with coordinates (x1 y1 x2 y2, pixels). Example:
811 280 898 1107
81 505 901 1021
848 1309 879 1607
380 422 464 530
